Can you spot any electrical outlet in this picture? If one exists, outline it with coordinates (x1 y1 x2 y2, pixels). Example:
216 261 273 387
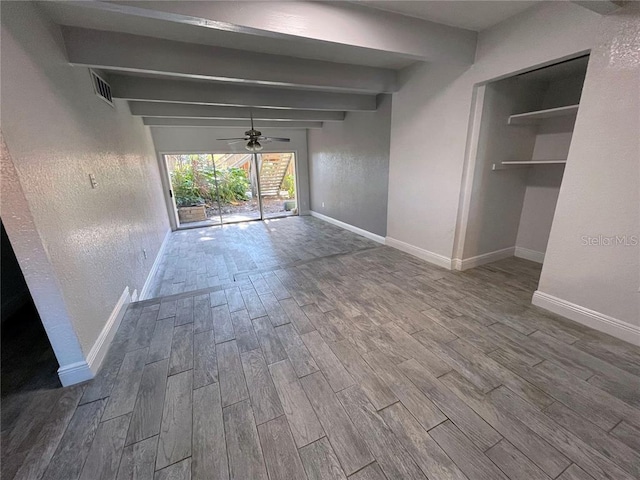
143 249 147 259
322 202 325 208
89 173 98 189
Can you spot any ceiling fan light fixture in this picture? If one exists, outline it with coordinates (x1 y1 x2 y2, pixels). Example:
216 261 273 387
245 139 263 152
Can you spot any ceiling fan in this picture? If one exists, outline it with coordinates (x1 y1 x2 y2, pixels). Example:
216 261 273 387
217 111 290 152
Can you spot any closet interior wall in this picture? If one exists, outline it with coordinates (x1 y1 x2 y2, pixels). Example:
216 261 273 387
462 57 588 265
515 71 586 260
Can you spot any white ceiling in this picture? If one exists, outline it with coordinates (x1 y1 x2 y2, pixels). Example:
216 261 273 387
356 1 544 31
39 1 419 69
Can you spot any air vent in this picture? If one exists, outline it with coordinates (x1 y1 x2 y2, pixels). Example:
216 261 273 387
90 70 114 107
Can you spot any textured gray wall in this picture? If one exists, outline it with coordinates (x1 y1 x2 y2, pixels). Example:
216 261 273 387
308 94 391 236
1 1 171 361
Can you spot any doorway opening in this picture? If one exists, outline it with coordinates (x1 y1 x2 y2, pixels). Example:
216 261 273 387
457 54 589 281
164 152 298 229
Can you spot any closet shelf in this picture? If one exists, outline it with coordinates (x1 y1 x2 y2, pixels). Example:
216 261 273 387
508 104 579 125
503 160 566 165
492 160 567 170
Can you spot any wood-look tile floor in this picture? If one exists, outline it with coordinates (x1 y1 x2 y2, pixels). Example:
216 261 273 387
145 216 379 299
3 218 640 480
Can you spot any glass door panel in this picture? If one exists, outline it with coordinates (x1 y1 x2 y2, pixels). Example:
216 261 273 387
215 153 261 224
258 153 298 219
166 153 222 228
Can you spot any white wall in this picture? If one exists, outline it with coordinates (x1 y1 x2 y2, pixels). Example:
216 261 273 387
389 2 600 260
149 127 311 217
515 165 564 257
307 94 392 237
537 4 640 331
530 117 575 161
387 61 473 260
1 2 170 380
388 2 639 337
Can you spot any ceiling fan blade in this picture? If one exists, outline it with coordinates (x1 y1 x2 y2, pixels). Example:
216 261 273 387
216 137 248 141
262 137 291 142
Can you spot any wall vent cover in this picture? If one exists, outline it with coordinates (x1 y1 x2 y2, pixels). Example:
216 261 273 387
90 70 114 107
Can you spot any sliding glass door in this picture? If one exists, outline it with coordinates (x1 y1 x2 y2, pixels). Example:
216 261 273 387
164 152 298 229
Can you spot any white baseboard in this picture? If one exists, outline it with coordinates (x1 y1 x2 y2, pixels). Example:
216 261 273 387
532 290 640 346
139 229 172 300
385 237 453 270
87 286 132 375
58 361 94 387
454 246 515 271
57 285 132 386
310 211 385 244
515 246 545 263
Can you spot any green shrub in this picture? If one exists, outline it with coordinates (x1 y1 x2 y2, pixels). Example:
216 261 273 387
217 167 250 203
170 157 249 206
281 173 296 198
171 163 204 207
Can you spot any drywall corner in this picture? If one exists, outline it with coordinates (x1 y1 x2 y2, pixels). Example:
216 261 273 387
514 246 545 263
86 286 132 375
1 133 88 382
310 210 385 244
58 361 94 387
385 237 453 270
139 229 172 300
454 247 516 271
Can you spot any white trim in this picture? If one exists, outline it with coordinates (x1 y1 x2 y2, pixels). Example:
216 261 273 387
514 246 545 264
452 84 486 261
453 246 515 271
57 286 131 386
310 210 385 244
385 237 452 270
58 361 93 387
157 153 179 231
139 229 172 300
532 291 640 346
86 286 132 375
